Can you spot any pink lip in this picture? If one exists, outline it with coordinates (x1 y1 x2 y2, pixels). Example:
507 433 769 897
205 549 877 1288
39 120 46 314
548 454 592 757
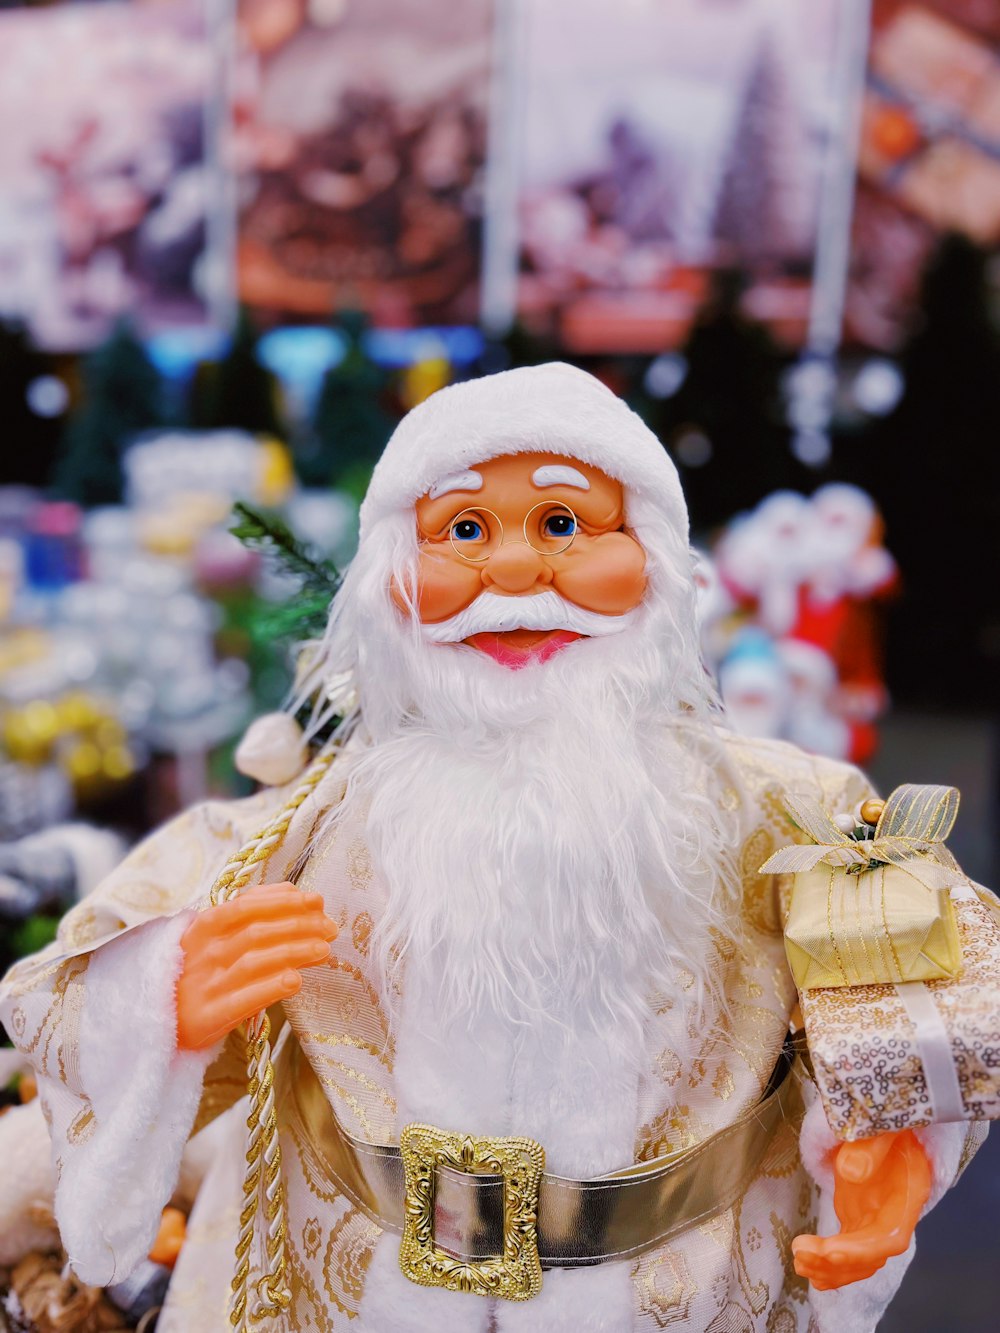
466 630 583 669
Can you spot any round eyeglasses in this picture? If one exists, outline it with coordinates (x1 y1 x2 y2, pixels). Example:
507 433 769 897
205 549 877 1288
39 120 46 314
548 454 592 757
447 502 579 563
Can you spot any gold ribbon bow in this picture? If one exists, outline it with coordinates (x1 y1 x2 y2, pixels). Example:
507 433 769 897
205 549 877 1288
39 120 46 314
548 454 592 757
759 783 961 890
761 784 964 990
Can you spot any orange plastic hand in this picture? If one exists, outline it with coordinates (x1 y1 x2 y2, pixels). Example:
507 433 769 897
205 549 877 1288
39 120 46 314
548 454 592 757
176 882 338 1051
148 1206 187 1269
792 1129 932 1290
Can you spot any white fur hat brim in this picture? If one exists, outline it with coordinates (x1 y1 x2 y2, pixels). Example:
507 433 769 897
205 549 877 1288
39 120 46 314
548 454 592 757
359 362 687 540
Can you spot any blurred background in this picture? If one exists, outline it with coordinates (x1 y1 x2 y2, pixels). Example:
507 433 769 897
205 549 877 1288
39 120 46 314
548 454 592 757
0 0 998 1328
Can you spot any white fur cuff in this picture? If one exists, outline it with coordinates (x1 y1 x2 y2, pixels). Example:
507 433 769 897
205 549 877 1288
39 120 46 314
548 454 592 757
799 1091 967 1333
59 911 217 1285
798 1092 839 1194
799 1093 966 1208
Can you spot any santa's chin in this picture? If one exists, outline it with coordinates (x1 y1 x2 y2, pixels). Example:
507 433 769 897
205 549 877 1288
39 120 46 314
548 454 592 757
465 628 583 669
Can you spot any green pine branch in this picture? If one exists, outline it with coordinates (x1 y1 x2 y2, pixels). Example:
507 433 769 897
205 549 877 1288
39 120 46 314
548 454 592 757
250 592 335 644
230 501 342 651
230 501 341 599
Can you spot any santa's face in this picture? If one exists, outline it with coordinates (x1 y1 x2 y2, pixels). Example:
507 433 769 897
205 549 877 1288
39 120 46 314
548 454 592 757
405 452 647 668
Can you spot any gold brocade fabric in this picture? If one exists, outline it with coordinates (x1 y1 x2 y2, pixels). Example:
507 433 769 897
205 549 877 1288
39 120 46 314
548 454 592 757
0 731 988 1332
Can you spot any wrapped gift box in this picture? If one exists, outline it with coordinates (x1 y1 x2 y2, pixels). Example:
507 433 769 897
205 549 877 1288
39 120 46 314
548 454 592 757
784 862 962 991
800 884 1000 1138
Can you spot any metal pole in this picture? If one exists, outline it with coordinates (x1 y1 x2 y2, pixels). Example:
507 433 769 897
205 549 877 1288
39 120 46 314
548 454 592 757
790 0 872 465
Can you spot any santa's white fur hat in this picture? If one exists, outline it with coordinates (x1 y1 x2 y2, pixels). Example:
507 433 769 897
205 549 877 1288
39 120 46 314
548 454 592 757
359 362 687 539
297 361 704 740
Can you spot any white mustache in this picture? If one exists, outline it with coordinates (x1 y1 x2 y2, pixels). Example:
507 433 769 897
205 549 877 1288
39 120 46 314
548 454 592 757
419 590 639 644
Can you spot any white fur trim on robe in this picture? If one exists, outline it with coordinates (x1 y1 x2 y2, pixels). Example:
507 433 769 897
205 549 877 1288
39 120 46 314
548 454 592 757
353 1235 490 1333
60 910 217 1286
355 969 497 1333
355 960 643 1332
798 1086 966 1333
496 1012 640 1333
499 1264 635 1333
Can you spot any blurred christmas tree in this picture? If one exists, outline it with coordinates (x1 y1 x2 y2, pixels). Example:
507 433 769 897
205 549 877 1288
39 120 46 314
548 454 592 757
308 309 395 498
658 270 799 533
51 319 162 506
493 319 558 371
188 307 284 438
712 31 806 259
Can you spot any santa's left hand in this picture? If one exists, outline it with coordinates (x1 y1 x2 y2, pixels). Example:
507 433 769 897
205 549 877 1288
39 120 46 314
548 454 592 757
791 1129 931 1290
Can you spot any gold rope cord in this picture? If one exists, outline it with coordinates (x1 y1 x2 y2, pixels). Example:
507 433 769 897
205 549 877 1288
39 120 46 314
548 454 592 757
208 748 336 1331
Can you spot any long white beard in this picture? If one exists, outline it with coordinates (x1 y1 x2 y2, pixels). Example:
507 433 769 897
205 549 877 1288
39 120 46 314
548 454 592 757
297 507 739 1076
324 619 735 1073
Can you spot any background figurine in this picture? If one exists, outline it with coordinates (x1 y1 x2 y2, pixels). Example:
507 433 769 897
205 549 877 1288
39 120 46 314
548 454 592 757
713 483 896 764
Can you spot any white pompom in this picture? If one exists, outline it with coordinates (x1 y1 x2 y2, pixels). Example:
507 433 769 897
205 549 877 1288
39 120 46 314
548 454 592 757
234 712 308 786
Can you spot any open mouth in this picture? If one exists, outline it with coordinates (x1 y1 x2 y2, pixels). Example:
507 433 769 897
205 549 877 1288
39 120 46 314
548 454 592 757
465 629 583 669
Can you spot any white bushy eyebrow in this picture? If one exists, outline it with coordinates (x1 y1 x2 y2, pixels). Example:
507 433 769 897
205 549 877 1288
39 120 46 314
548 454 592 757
428 470 483 500
531 465 591 491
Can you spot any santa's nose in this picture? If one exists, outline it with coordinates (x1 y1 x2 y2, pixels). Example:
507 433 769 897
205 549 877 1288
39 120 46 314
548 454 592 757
481 542 553 593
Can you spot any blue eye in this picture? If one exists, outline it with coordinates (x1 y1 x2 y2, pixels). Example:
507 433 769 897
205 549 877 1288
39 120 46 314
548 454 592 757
543 513 576 537
452 518 484 541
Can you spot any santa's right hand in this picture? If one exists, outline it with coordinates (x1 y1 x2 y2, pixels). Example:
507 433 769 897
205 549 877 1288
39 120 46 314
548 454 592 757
176 883 338 1050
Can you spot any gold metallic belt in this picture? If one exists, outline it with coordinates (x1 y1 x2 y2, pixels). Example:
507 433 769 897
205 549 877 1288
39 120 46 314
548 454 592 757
281 1037 799 1303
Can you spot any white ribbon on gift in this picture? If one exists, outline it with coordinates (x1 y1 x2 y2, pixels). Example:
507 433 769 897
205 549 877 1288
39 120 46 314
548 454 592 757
892 883 973 1125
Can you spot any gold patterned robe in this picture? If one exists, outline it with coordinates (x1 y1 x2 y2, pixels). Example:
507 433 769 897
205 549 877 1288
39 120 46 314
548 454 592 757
0 730 984 1333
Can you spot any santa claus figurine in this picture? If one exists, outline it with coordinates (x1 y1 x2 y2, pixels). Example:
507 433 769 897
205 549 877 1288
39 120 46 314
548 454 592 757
715 491 814 639
796 484 898 766
0 365 984 1332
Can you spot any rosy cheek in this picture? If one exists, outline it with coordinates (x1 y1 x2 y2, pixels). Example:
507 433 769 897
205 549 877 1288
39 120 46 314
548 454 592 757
552 533 647 616
398 548 483 624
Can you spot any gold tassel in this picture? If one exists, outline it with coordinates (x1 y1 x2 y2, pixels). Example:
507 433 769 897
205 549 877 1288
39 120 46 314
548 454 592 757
208 748 336 1331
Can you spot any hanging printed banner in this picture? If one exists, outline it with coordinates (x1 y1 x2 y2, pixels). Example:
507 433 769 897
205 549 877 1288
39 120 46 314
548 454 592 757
234 0 493 327
0 1 222 350
848 0 1000 348
506 0 844 352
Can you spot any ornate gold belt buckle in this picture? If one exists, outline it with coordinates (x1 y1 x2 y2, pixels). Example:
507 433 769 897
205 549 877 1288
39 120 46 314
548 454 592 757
398 1122 545 1301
